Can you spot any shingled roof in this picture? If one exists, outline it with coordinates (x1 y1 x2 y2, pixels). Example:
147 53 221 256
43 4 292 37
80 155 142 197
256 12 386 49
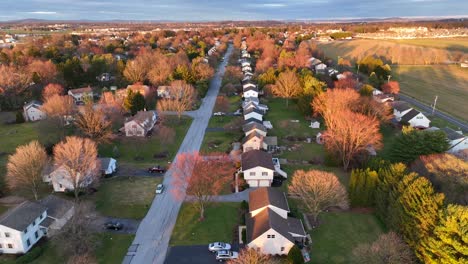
39 195 74 219
244 107 263 116
393 101 412 112
442 127 465 140
69 86 92 94
243 122 267 133
241 150 274 171
242 131 264 144
400 109 422 123
0 201 46 231
249 187 289 212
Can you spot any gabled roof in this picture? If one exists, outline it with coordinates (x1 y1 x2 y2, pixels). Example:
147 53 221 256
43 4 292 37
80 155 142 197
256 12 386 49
241 150 274 171
243 86 259 93
243 122 267 133
0 201 46 231
246 208 294 243
242 131 264 144
244 107 263 116
401 109 423 123
393 101 412 112
69 87 92 94
127 110 157 127
442 127 465 140
249 187 289 212
244 118 263 126
244 97 259 104
39 195 74 219
24 100 43 109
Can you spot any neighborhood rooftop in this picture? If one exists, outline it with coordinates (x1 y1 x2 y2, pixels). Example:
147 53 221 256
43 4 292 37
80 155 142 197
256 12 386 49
0 201 46 231
39 195 73 219
241 150 274 171
249 187 289 212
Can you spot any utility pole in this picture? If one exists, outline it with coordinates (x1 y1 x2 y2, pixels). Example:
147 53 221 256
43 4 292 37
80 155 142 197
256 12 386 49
356 64 360 83
387 75 392 83
432 95 438 115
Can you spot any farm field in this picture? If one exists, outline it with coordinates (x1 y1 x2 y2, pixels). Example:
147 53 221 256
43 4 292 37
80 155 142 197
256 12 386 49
388 37 468 53
394 65 468 121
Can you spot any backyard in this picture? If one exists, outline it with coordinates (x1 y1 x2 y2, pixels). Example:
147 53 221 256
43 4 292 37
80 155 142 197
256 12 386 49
170 202 240 246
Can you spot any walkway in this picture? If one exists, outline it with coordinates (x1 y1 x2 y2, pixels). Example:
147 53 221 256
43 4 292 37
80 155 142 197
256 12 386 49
185 188 253 203
123 44 233 264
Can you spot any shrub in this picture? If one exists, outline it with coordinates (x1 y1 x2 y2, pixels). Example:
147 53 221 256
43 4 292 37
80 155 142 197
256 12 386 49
240 200 249 211
287 245 304 264
16 111 25 123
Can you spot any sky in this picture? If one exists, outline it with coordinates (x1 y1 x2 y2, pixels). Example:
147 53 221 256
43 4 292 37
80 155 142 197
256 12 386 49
0 0 467 21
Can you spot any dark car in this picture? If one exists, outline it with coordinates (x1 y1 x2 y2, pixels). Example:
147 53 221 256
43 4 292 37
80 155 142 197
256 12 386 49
104 221 123 230
148 165 166 173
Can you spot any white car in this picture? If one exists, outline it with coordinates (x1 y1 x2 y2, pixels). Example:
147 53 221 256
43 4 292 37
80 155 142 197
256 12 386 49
155 184 164 194
208 242 231 252
216 250 239 261
213 112 225 116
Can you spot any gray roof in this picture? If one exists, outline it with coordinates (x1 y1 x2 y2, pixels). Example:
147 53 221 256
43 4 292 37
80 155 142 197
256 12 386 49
442 127 465 140
241 150 274 171
249 187 289 212
243 86 258 93
243 122 267 133
99 158 113 170
287 217 307 237
244 118 263 126
244 107 263 116
39 217 55 228
0 201 46 231
39 195 74 219
400 109 422 123
246 208 295 243
393 101 412 112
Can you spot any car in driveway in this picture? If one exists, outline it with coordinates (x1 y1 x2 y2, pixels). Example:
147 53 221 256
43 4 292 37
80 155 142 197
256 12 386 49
208 242 231 252
215 250 238 261
213 112 225 116
104 221 123 230
155 184 164 194
148 165 165 173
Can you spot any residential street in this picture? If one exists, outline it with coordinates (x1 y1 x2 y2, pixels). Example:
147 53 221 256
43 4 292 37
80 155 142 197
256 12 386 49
123 44 234 264
399 94 468 132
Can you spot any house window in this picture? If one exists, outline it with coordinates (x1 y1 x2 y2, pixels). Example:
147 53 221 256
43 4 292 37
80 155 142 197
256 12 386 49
249 172 255 176
59 184 63 188
281 247 285 251
24 227 28 233
5 232 10 238
32 219 36 226
26 239 31 247
35 231 39 239
7 244 13 249
262 172 268 176
267 234 275 238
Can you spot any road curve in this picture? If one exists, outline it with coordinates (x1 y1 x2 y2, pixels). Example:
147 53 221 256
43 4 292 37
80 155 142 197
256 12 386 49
124 44 234 264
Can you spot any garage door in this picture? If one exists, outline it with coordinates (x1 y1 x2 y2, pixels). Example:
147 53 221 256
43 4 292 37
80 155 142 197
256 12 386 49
248 180 258 187
259 180 270 187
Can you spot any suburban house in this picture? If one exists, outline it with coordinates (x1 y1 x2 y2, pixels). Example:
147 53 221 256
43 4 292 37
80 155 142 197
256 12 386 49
264 136 278 152
308 57 322 68
23 101 46 122
372 88 384 96
38 196 74 237
243 122 267 137
156 86 172 99
241 61 251 68
244 108 263 121
442 127 468 153
373 94 394 103
242 75 252 82
123 110 158 137
246 188 307 255
315 63 327 74
309 119 320 129
243 87 259 98
393 101 413 121
0 201 47 254
99 158 117 176
241 150 275 187
242 132 265 152
400 109 431 128
243 101 268 114
242 65 252 72
46 165 97 193
68 87 93 103
243 97 260 106
126 83 150 97
244 71 254 77
243 82 256 90
244 118 263 127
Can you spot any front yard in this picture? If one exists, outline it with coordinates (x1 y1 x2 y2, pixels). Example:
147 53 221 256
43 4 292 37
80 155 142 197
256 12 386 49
170 202 240 246
91 176 162 219
200 130 243 154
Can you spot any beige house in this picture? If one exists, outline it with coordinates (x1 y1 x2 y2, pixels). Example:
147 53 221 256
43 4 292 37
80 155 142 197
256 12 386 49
68 87 93 103
123 110 158 137
46 165 97 193
243 122 267 137
241 150 275 187
246 188 306 255
23 100 46 122
242 132 265 152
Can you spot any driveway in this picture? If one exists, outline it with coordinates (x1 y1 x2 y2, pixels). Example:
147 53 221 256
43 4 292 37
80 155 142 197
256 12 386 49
114 164 166 177
124 44 234 264
89 215 140 235
165 244 241 264
185 188 253 203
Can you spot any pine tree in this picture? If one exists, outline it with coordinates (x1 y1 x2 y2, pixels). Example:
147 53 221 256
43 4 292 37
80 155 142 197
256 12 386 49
349 168 378 207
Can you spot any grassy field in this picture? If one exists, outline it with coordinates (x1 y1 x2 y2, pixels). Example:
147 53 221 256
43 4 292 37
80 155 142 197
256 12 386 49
388 38 468 53
99 116 192 166
170 202 240 246
201 130 243 154
394 65 468 121
91 176 162 219
309 212 385 264
317 38 468 64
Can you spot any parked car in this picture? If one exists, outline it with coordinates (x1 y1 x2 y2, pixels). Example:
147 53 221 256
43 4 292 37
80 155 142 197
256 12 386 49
148 165 165 173
104 221 123 230
208 242 231 252
213 112 226 116
215 250 239 261
155 184 164 194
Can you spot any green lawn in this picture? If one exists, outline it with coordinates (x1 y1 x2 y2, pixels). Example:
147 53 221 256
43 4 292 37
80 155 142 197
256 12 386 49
309 212 385 264
208 115 240 128
281 164 350 192
94 233 134 264
201 131 243 154
91 176 161 219
170 202 240 246
99 116 192 166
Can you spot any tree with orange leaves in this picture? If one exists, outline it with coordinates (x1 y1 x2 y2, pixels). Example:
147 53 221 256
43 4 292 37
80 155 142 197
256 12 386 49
271 69 302 107
42 83 64 100
381 81 400 94
172 152 236 220
157 80 196 119
312 88 360 130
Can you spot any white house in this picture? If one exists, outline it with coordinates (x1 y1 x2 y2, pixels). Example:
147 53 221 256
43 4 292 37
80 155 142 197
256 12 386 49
442 127 468 153
0 201 47 254
242 75 252 82
68 87 93 103
372 88 383 96
309 119 320 129
23 101 46 122
243 82 256 90
244 71 254 77
99 158 117 176
241 61 251 68
244 108 263 122
315 63 327 73
156 86 172 99
241 150 275 187
400 109 431 129
243 122 267 137
392 101 413 121
47 165 97 193
243 87 259 98
38 196 74 237
123 110 158 137
246 188 306 255
242 132 265 152
243 101 268 114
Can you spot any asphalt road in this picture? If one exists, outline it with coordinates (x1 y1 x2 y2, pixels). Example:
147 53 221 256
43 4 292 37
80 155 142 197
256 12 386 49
399 94 468 132
165 244 241 264
123 44 234 264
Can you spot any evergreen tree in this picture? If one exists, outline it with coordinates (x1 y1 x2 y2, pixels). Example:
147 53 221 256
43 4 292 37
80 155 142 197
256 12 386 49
132 91 146 114
349 168 378 207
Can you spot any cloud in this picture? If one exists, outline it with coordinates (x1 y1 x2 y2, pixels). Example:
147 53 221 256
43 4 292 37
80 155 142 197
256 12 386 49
25 11 58 15
263 3 286 7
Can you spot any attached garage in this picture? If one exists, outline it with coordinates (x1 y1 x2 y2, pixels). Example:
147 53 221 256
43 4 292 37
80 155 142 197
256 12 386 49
248 180 259 187
259 180 270 187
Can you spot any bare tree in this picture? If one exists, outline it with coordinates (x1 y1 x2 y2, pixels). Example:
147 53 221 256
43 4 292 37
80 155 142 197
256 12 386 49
271 69 302 107
288 170 348 224
172 152 236 220
157 80 196 119
42 83 64 100
41 94 76 129
53 136 99 199
75 104 113 144
352 232 415 264
27 59 57 84
6 141 48 200
228 248 279 264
